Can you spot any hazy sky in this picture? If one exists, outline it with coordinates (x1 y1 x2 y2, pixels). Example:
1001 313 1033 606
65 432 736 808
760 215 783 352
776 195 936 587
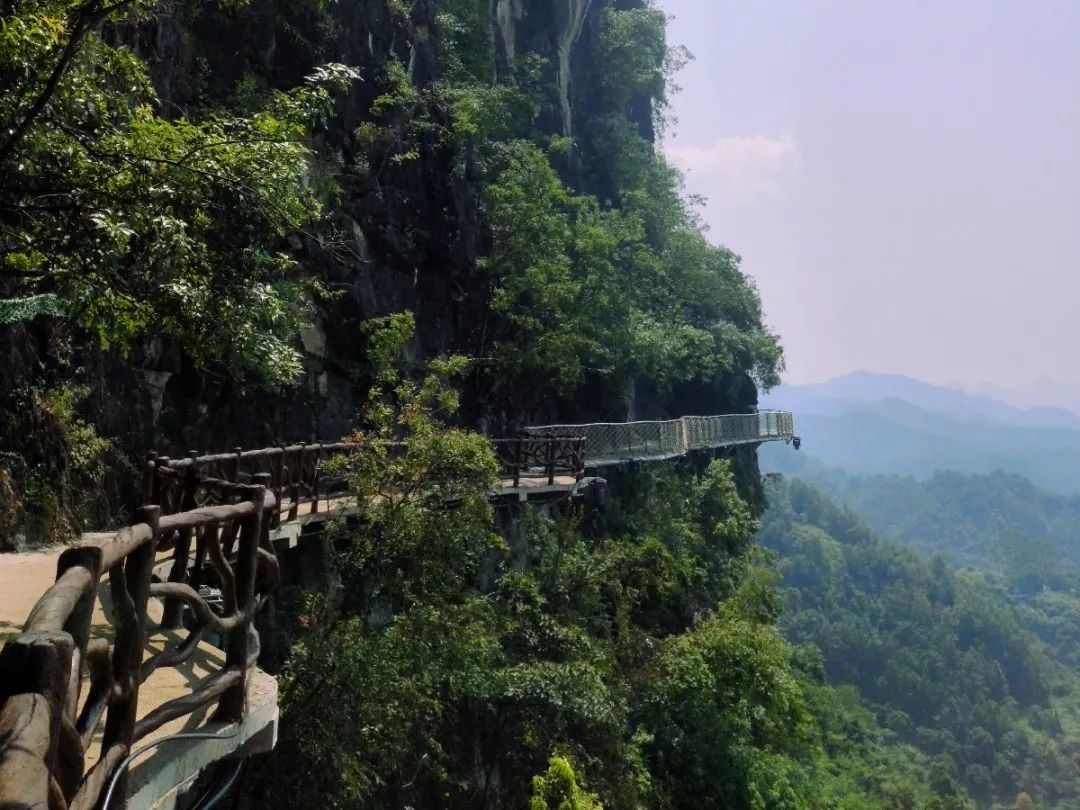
656 0 1080 388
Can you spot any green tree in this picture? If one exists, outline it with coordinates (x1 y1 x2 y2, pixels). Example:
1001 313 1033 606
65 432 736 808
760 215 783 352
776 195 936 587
252 316 504 806
641 579 816 810
759 476 1080 807
530 756 603 810
0 0 358 384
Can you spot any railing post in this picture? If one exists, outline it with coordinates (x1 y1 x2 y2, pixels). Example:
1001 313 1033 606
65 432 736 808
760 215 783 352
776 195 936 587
0 694 53 808
251 473 274 555
288 459 300 523
312 442 323 514
546 438 556 486
513 438 522 488
162 462 196 629
296 442 307 514
217 486 264 721
55 543 104 786
141 451 157 506
0 631 73 793
231 447 243 483
101 505 158 802
273 447 285 492
273 445 287 528
153 455 170 510
187 450 200 479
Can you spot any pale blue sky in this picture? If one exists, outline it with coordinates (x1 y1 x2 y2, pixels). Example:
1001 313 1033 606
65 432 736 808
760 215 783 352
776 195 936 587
657 0 1080 389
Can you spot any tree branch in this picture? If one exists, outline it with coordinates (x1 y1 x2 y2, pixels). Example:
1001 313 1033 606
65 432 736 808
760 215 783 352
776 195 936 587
0 0 136 166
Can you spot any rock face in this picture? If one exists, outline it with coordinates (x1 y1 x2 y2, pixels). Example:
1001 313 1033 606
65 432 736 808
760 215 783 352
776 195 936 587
0 0 761 529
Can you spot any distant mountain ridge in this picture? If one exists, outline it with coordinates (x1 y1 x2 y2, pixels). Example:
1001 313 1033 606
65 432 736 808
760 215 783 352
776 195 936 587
972 377 1080 415
761 371 1080 494
763 371 1080 430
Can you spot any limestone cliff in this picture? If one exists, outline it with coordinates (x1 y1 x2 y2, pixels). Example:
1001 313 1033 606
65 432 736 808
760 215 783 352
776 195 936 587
0 0 766 539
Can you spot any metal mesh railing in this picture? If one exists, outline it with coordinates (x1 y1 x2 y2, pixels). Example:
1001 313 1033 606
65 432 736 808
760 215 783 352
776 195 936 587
524 411 795 467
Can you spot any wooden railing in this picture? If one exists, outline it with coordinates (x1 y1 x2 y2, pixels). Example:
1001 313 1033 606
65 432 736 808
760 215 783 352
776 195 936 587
143 437 589 522
0 482 278 810
140 437 586 640
143 443 362 524
490 436 586 487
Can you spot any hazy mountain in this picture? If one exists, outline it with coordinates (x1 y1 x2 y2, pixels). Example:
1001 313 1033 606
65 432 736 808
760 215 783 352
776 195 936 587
761 391 1080 495
757 372 1080 492
763 370 1080 430
970 377 1080 415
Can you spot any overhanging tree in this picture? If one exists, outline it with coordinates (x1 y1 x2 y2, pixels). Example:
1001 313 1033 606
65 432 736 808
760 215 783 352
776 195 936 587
0 0 358 384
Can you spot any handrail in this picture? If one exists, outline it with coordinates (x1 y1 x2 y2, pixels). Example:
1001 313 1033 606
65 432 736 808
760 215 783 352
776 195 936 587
489 437 586 487
533 408 794 434
140 413 795 523
143 436 590 524
140 438 587 630
0 487 278 810
143 445 361 525
523 411 796 466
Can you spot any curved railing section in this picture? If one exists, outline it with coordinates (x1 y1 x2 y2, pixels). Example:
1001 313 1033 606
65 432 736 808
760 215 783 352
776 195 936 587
490 437 586 486
524 411 796 466
0 481 278 810
144 443 364 523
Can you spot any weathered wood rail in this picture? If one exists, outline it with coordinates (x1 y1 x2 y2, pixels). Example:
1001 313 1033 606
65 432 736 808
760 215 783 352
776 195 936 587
144 443 361 525
140 411 796 522
0 479 278 810
490 437 585 487
141 437 587 635
143 436 589 521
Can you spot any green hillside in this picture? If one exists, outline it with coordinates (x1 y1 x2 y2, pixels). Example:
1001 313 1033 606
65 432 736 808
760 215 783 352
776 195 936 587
761 476 1080 809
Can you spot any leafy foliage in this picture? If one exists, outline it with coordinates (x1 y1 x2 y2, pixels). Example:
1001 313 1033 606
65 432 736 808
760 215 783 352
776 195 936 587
761 476 1080 808
641 593 814 809
0 383 113 544
0 293 64 324
0 0 358 384
778 465 1080 592
255 436 986 808
475 134 782 409
531 756 603 810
